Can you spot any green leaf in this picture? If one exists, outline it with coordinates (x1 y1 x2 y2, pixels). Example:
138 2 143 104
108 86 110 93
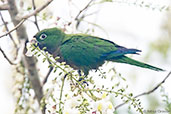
27 6 32 11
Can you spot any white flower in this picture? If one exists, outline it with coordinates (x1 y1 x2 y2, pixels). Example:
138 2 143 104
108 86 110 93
91 93 115 114
25 42 33 57
25 39 37 57
64 95 81 108
106 109 114 114
63 108 80 114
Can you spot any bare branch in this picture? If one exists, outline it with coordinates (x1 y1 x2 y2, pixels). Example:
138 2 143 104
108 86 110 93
21 0 53 19
74 0 94 20
43 65 53 85
0 47 16 65
0 0 53 39
134 71 171 98
0 3 9 10
0 11 18 48
32 0 40 31
0 19 25 38
115 71 171 110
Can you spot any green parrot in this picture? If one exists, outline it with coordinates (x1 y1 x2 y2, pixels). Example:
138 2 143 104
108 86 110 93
33 27 164 76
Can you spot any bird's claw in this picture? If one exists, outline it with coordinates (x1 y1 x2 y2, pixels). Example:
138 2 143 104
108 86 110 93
78 77 89 86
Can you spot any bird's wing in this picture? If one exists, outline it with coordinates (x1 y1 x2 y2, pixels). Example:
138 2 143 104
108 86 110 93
59 35 117 72
60 36 106 63
59 35 141 73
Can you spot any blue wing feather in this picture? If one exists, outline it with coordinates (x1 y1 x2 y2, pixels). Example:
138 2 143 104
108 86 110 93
101 48 141 59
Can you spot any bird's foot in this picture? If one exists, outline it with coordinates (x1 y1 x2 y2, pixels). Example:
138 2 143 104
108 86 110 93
77 70 89 86
78 77 89 86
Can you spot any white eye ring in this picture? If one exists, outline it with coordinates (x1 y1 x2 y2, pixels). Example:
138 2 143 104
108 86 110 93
40 34 47 40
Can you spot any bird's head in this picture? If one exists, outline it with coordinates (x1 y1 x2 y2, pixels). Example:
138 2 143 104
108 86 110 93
33 27 65 54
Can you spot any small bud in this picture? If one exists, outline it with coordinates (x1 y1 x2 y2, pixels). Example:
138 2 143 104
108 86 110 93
108 103 113 109
97 103 102 111
102 93 107 99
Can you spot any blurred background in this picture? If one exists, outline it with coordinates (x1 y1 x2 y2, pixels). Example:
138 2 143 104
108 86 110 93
0 0 171 114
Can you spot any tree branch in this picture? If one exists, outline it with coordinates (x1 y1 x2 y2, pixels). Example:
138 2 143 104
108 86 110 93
74 0 94 20
21 0 53 19
74 0 94 29
0 47 16 65
0 11 18 48
0 0 53 38
0 3 9 10
6 0 53 113
43 65 53 85
32 0 40 31
115 71 171 110
134 72 171 98
0 19 25 38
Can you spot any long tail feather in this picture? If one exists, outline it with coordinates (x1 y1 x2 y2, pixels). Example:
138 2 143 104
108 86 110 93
113 56 165 71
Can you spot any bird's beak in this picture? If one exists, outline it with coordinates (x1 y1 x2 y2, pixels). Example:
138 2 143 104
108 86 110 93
25 37 38 57
30 37 37 44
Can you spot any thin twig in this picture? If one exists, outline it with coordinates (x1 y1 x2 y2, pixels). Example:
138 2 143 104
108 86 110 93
0 47 16 65
0 0 53 39
0 21 9 26
115 71 171 110
74 0 94 20
43 65 53 85
22 0 53 19
59 75 66 113
135 71 171 98
0 19 25 38
32 0 40 31
0 11 18 48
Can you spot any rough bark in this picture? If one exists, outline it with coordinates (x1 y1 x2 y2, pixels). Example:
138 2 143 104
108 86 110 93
7 0 44 113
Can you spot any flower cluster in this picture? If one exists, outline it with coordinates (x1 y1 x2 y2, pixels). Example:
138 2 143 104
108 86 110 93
25 42 143 114
45 89 115 114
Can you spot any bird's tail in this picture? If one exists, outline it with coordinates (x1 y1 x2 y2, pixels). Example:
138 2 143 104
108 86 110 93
112 56 165 71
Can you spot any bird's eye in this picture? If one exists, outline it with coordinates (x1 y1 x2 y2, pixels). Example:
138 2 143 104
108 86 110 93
40 34 47 40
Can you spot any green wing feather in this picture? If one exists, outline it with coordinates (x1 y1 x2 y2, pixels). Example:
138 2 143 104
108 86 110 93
59 34 164 74
59 35 118 75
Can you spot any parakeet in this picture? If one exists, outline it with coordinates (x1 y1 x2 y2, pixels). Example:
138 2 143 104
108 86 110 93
33 27 164 76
